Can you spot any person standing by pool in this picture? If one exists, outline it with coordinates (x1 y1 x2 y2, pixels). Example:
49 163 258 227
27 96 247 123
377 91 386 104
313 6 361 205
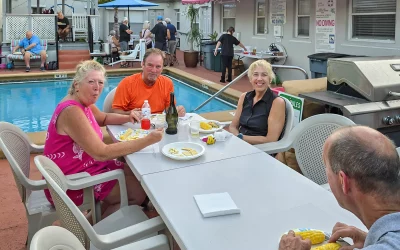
12 31 47 72
119 17 132 68
43 60 163 218
165 18 177 55
141 21 153 50
229 60 285 145
111 48 186 116
214 27 247 83
150 16 167 51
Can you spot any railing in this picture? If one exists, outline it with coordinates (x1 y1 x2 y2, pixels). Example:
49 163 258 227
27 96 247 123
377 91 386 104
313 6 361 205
3 13 100 43
88 17 94 53
193 65 309 112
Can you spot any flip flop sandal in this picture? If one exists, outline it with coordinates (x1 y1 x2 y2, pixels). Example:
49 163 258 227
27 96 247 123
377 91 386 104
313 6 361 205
25 67 30 72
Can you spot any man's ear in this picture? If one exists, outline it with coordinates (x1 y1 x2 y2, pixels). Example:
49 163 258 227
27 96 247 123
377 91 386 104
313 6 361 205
339 170 349 195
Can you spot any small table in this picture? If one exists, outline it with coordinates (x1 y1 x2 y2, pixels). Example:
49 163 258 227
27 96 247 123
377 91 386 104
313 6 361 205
234 52 287 62
142 152 366 250
106 114 262 181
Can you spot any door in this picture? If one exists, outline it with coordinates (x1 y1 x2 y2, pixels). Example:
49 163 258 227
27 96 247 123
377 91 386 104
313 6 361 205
200 6 211 38
148 9 164 28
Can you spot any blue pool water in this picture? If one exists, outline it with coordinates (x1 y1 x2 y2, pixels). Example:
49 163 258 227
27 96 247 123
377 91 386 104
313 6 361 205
0 76 235 133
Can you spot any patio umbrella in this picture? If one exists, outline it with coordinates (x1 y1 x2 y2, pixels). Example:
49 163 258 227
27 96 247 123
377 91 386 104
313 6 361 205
98 0 159 28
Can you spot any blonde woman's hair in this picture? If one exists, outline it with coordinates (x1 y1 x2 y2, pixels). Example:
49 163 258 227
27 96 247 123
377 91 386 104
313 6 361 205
143 21 150 29
247 60 275 82
68 60 106 95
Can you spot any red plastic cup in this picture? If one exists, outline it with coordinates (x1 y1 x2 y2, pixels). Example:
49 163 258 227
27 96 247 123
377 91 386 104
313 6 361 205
141 118 151 130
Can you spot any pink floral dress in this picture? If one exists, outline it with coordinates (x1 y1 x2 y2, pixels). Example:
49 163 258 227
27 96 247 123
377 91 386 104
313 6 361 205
44 100 124 206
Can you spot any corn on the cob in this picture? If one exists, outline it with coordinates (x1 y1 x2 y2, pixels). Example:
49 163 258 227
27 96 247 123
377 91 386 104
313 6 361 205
295 230 325 245
120 128 133 140
314 243 341 250
200 121 212 130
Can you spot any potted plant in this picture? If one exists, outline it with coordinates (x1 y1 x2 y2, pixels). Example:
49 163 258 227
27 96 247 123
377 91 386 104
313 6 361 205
184 5 202 68
208 31 218 42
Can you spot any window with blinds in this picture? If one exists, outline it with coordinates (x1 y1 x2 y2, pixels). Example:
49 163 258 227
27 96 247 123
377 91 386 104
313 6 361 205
222 4 236 32
296 0 310 37
351 0 396 40
255 0 266 35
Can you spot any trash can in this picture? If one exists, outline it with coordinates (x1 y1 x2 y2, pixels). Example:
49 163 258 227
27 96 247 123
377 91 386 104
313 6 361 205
201 41 217 70
307 53 349 78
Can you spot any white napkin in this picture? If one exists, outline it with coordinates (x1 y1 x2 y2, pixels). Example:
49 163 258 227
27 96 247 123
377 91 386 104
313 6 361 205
179 113 194 121
214 130 232 142
194 192 240 218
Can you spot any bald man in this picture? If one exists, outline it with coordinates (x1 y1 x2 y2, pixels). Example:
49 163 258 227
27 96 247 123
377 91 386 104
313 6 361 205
12 31 47 72
279 126 400 250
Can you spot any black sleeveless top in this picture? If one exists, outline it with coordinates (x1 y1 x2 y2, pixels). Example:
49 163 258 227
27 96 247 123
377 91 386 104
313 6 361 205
239 88 279 137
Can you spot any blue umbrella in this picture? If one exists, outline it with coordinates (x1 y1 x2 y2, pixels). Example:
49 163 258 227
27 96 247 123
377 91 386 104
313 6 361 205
98 0 159 27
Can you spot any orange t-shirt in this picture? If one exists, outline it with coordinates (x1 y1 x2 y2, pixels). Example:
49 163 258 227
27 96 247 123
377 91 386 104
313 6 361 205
112 73 174 113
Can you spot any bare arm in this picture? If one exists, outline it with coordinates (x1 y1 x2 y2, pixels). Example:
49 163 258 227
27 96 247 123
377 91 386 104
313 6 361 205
25 43 37 51
112 36 120 47
144 30 152 39
90 105 130 126
238 42 247 51
111 108 132 115
229 92 246 136
214 41 222 56
58 106 159 161
167 29 171 40
242 97 286 145
12 45 20 53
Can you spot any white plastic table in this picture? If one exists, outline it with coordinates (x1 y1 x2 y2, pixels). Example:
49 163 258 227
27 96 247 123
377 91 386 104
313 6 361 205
107 114 262 181
142 152 366 250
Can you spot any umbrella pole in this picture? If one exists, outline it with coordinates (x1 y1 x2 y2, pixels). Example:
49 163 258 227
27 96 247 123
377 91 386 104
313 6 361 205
128 6 130 29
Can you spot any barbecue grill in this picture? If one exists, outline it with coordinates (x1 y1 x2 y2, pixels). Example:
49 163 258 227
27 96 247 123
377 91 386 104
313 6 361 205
300 56 400 146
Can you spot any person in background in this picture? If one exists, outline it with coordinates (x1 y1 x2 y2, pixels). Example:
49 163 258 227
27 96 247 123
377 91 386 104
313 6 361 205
279 126 400 249
141 21 153 49
43 60 163 219
119 17 132 68
57 11 70 41
107 30 120 53
111 48 186 116
165 18 177 55
214 27 247 83
150 16 167 51
229 60 285 145
12 31 47 72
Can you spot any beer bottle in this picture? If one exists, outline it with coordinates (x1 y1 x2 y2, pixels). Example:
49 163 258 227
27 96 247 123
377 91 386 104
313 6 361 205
166 92 178 135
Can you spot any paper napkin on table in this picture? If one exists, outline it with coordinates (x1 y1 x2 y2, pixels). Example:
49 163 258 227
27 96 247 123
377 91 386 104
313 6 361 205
194 192 240 218
179 113 194 121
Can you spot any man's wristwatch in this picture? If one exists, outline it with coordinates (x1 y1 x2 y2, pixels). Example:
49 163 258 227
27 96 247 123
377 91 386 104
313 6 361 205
237 133 243 140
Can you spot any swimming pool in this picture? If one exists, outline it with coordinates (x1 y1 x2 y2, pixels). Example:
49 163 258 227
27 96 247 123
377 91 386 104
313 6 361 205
0 76 235 133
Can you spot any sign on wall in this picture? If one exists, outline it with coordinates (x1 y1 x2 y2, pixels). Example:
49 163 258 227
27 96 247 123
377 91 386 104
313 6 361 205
315 0 336 52
270 0 286 25
278 92 304 127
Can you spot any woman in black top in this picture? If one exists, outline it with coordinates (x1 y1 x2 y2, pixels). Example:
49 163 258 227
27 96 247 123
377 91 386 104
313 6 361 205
214 27 247 83
229 60 286 145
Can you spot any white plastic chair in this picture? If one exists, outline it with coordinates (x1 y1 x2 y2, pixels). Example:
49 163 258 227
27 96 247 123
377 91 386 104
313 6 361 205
109 39 146 66
30 226 170 250
34 155 167 250
103 87 117 113
0 122 92 247
255 114 355 185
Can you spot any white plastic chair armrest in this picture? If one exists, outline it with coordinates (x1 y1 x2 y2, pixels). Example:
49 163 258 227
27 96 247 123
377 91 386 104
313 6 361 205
67 172 91 180
27 179 47 190
30 143 44 153
255 138 293 154
67 169 128 207
99 216 166 248
119 234 169 250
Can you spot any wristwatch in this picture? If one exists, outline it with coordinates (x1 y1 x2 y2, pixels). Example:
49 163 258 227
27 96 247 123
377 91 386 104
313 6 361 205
237 133 243 140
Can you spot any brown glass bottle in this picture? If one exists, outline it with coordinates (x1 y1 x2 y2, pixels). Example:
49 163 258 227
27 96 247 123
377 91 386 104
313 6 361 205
165 92 178 135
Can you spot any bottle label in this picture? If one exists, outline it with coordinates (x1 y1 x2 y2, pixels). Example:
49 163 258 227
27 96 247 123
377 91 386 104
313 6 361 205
142 108 151 117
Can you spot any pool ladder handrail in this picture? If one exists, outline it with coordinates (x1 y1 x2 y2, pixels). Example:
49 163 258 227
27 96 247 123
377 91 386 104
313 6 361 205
193 64 309 112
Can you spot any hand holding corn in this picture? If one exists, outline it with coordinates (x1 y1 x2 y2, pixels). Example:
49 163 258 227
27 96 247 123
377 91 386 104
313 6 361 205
328 222 367 249
279 230 312 250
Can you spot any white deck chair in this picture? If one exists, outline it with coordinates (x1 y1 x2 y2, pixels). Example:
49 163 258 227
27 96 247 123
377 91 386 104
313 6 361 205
255 114 355 185
109 39 146 67
30 226 170 250
34 155 167 250
0 122 92 247
220 96 294 142
103 87 117 113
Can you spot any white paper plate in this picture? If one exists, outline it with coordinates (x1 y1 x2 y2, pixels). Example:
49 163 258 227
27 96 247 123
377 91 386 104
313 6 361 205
13 52 22 55
199 120 224 134
162 142 205 161
116 128 150 142
280 229 349 249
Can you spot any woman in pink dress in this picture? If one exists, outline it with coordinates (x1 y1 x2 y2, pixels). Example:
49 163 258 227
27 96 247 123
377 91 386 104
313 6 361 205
43 60 163 219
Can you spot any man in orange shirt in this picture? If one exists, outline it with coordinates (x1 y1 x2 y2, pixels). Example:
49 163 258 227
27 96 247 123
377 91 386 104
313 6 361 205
112 48 186 116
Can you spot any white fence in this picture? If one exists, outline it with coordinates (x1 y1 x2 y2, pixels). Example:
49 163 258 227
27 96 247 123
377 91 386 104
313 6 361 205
3 14 100 43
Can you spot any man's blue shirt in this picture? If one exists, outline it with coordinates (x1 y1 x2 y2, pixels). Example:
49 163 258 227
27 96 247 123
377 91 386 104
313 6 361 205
19 35 42 54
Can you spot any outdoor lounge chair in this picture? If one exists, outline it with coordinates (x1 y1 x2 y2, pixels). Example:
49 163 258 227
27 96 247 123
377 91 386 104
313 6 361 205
255 114 355 186
0 122 94 247
109 39 146 67
30 226 170 250
35 155 167 250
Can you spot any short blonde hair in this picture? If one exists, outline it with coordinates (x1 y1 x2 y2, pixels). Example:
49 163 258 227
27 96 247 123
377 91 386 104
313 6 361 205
68 60 106 95
143 21 150 29
247 60 275 81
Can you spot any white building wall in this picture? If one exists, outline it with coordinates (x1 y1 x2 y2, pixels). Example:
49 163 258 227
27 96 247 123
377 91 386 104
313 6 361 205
213 0 400 81
10 0 87 14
